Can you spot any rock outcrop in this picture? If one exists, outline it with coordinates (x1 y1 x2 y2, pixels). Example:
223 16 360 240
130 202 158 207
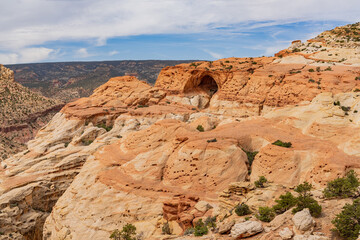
1 23 360 240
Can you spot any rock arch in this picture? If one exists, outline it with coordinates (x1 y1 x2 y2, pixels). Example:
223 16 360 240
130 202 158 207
183 73 219 97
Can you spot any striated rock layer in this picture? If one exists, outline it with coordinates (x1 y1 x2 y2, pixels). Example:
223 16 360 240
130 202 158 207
0 65 63 161
1 23 360 240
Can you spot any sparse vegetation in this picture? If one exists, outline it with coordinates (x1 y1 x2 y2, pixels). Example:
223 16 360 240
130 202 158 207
97 123 113 132
162 222 171 235
256 206 275 222
255 176 267 188
273 192 298 214
82 139 93 146
207 138 217 143
323 170 360 198
332 199 360 240
242 149 258 167
196 125 204 132
272 140 292 148
308 68 315 72
194 219 208 236
110 224 137 240
292 182 322 217
235 203 252 216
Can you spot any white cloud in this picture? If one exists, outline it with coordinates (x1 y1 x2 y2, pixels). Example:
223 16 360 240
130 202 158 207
203 49 224 59
0 0 359 63
76 48 91 58
109 50 119 56
0 47 55 64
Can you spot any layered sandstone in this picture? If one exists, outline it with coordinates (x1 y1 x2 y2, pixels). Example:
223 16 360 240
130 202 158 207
1 23 360 240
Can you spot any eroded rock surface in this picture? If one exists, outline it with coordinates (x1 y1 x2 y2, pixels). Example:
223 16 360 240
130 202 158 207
1 23 360 240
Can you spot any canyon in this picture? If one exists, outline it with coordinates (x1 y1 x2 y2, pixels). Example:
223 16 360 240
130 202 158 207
1 22 360 239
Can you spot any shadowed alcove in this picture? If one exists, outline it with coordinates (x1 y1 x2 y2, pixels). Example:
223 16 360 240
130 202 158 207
184 74 219 96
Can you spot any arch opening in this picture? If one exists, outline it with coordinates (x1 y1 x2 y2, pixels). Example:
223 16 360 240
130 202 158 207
197 75 218 97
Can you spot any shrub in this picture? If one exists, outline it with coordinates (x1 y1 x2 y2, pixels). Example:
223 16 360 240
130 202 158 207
316 67 321 72
308 68 315 72
97 123 113 132
295 181 312 197
255 176 267 188
196 125 204 132
334 101 341 106
162 222 171 235
184 227 195 235
273 192 298 214
110 224 137 240
323 170 360 198
293 182 322 217
272 140 292 148
332 199 360 240
256 206 275 222
204 216 217 230
308 79 315 83
235 203 252 216
242 149 258 167
82 139 93 146
194 219 208 236
324 66 333 71
207 138 217 143
341 106 351 112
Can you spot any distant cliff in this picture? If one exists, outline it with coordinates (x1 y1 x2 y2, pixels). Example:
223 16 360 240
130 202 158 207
0 65 63 160
6 60 196 103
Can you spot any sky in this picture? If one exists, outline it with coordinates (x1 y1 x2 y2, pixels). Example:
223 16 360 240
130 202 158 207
0 0 359 64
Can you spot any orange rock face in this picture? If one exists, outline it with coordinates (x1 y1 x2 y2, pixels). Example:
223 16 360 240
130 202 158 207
3 23 360 240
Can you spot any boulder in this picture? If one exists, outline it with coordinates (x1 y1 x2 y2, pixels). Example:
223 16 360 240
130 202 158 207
218 219 235 234
194 201 213 213
292 209 315 231
279 227 293 239
293 235 329 240
230 221 263 238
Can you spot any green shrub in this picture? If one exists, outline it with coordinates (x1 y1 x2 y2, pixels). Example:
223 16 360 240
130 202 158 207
255 176 267 188
256 206 275 222
162 222 171 235
196 125 204 132
242 149 258 167
82 139 93 146
334 101 341 106
207 138 217 143
323 170 360 198
272 140 292 148
204 216 217 230
341 106 351 112
110 224 136 240
292 195 322 217
137 104 149 108
235 203 252 216
332 199 360 240
324 66 333 71
308 79 315 83
184 228 195 235
273 192 298 214
292 182 322 217
194 219 208 236
308 68 315 72
97 123 113 132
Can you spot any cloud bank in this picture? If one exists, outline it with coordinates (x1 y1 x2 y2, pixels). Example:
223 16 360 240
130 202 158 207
0 0 359 63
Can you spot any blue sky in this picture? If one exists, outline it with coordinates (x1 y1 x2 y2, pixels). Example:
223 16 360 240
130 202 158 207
0 0 359 64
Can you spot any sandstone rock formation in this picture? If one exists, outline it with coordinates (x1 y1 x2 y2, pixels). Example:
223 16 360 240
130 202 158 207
1 23 360 240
